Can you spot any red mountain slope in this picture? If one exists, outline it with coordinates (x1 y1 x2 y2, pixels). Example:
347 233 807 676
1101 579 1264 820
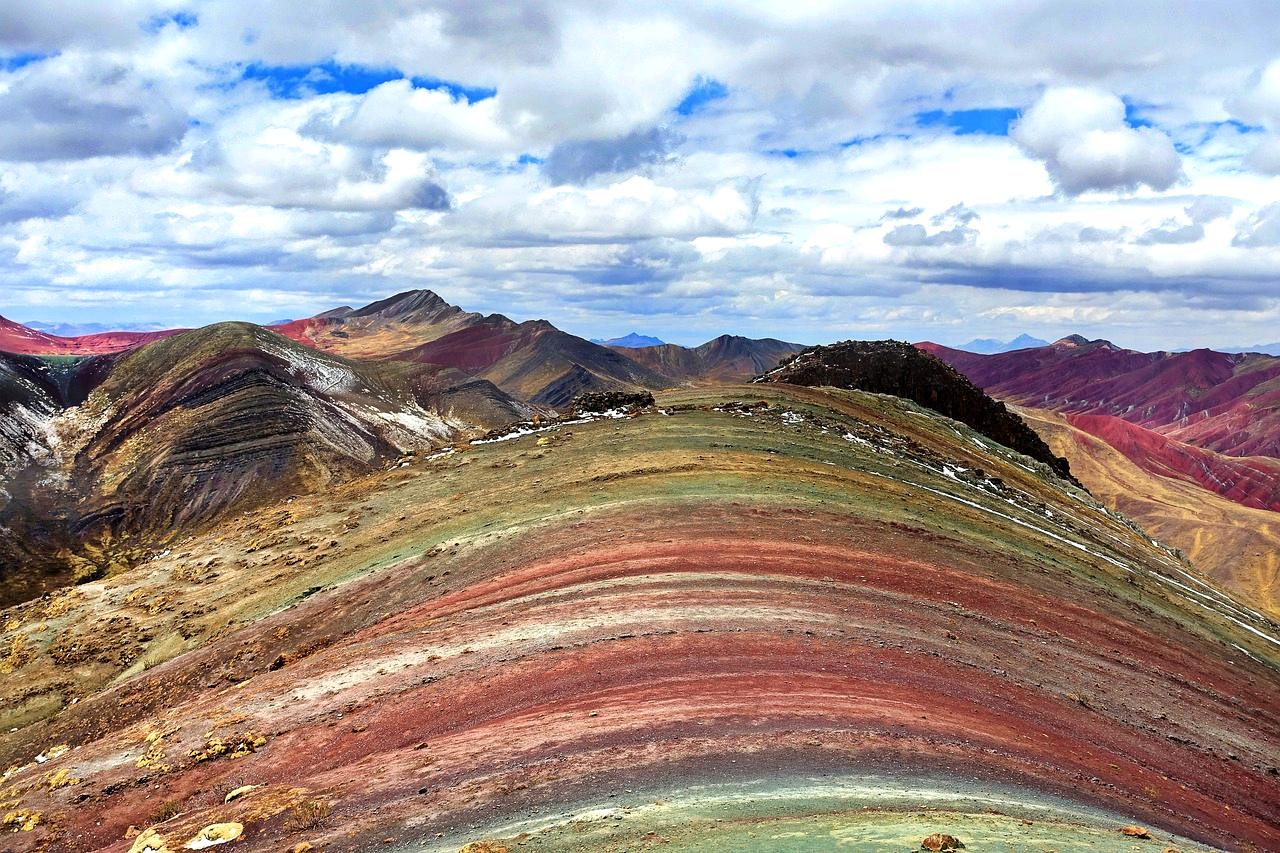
918 337 1280 460
1066 412 1280 511
394 314 672 406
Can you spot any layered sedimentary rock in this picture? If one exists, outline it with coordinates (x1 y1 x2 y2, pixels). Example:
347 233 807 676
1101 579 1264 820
0 323 528 607
1 386 1276 851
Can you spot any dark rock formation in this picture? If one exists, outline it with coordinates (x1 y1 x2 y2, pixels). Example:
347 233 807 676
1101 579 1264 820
572 390 655 413
757 339 1078 485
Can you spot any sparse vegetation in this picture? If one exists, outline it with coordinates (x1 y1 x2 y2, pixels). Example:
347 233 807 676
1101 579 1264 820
149 799 182 823
285 798 332 831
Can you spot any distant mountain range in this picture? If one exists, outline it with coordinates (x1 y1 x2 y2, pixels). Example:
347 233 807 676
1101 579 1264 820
590 332 666 348
1216 343 1280 356
955 333 1050 354
1 291 806 406
25 320 170 337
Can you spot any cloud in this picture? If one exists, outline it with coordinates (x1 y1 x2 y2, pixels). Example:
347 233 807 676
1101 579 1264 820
1078 226 1126 243
542 127 681 185
287 210 397 238
1137 220 1203 244
146 128 452 212
1185 196 1234 224
931 203 980 225
0 180 81 223
1245 135 1280 174
0 1 170 52
1229 60 1280 174
2 2 1280 349
0 53 186 161
1233 203 1280 248
1229 59 1280 129
884 223 975 246
1011 87 1181 194
303 80 513 152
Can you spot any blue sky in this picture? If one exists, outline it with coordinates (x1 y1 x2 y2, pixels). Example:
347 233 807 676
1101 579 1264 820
0 1 1279 350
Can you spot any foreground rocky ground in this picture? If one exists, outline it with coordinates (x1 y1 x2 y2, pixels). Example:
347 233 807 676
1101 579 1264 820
2 386 1277 851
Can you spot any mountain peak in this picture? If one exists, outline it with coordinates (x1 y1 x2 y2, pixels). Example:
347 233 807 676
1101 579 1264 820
592 332 666 348
956 333 1050 354
347 289 455 320
1052 333 1118 350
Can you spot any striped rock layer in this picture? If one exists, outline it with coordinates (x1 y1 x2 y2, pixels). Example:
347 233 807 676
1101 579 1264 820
1 386 1276 852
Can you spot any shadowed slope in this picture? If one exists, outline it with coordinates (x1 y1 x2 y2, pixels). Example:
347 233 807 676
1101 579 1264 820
1 385 1276 852
619 334 807 383
395 315 673 407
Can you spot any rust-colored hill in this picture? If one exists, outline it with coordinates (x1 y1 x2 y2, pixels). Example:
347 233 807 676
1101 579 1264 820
0 315 180 356
272 290 482 359
393 314 673 407
919 337 1280 460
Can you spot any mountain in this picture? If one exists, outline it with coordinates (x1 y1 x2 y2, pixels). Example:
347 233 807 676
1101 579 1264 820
1023 408 1280 614
919 336 1280 614
270 291 676 407
590 332 666 348
758 339 1076 483
955 333 1050 354
271 289 483 359
2 382 1276 851
618 334 808 383
25 321 170 337
3 291 683 412
1220 342 1280 356
3 292 803 409
919 336 1280 463
392 314 673 407
0 323 528 606
0 314 181 355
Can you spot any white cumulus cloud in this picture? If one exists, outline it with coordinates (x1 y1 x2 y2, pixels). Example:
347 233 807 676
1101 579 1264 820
1011 87 1181 195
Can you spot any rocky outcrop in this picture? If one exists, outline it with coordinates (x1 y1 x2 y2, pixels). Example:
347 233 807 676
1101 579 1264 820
572 390 654 413
757 339 1078 484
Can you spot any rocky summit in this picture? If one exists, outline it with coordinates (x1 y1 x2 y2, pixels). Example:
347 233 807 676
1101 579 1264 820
758 339 1078 484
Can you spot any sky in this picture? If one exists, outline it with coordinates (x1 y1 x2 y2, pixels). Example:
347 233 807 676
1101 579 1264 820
1 2 1279 349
